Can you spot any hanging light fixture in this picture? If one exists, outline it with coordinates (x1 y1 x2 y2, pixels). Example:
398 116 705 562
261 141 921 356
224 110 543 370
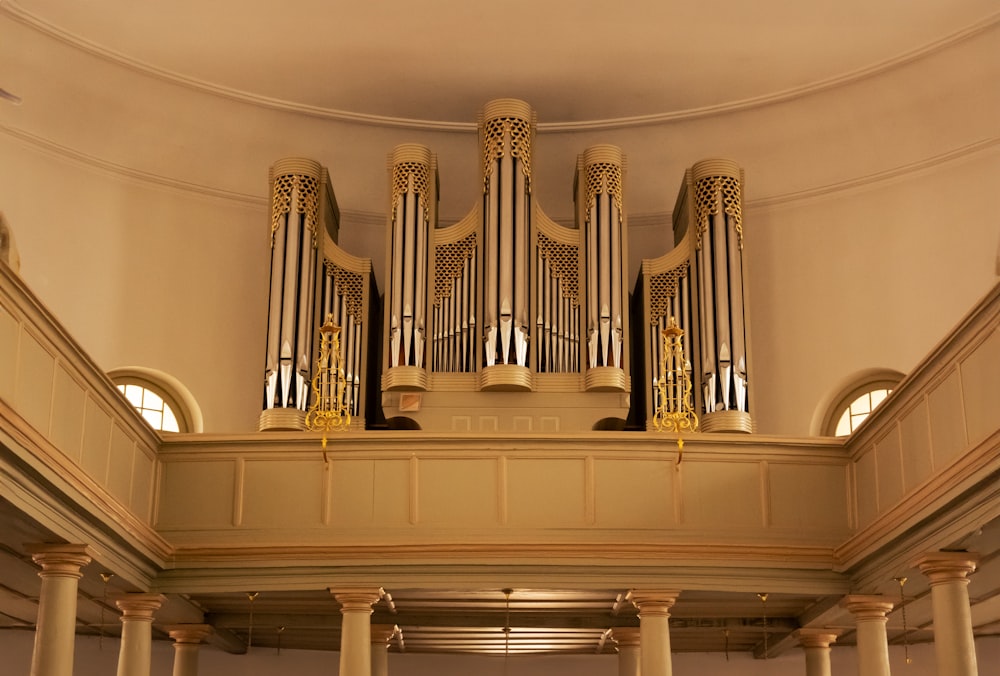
246 591 260 650
502 588 513 675
305 315 351 455
652 317 699 463
98 572 113 651
757 593 769 660
894 577 912 665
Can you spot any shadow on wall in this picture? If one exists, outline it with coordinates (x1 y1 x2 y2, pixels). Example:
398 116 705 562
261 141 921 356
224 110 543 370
0 212 20 273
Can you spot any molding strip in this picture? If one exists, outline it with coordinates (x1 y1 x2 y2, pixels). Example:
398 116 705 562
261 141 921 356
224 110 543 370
3 0 999 133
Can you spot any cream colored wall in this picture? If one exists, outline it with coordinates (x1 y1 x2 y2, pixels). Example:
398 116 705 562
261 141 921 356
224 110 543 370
2 11 997 435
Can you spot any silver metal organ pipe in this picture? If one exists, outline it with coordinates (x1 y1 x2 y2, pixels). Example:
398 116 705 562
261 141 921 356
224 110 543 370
402 175 417 365
390 192 405 367
414 185 427 369
484 163 499 366
587 199 599 368
499 142 514 364
599 191 612 367
611 199 622 369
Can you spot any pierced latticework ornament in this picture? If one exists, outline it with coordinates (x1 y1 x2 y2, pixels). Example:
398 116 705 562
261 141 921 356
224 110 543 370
305 316 351 448
652 317 699 462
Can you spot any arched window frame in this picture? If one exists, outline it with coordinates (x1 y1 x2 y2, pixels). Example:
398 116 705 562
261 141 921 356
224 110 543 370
814 368 904 437
108 367 203 433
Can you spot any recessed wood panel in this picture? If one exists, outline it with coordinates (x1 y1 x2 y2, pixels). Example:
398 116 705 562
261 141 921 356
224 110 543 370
106 422 135 499
875 428 904 512
130 448 155 523
928 370 967 468
594 458 674 528
960 326 1000 446
899 400 933 491
0 303 17 402
770 462 849 531
508 458 586 528
156 460 236 528
329 459 376 526
243 460 324 528
80 397 112 484
50 365 85 462
15 330 54 433
680 461 761 528
855 448 878 527
417 458 498 526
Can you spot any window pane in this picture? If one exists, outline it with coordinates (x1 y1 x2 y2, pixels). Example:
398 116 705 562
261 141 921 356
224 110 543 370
141 409 163 429
870 389 889 408
849 395 871 416
835 410 851 436
161 406 179 433
142 389 164 409
123 384 144 407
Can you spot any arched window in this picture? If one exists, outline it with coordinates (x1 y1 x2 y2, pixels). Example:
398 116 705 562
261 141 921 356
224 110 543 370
814 369 904 437
108 368 202 433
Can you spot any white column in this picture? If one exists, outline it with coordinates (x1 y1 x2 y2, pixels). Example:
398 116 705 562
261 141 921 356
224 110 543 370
115 593 165 676
612 627 641 676
630 590 680 676
794 629 838 676
371 624 396 676
166 624 213 676
840 595 893 676
331 587 384 676
26 544 92 676
917 552 981 676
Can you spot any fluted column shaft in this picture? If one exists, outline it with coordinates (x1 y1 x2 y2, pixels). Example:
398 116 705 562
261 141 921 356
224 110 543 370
795 629 839 676
918 552 981 676
613 627 641 676
631 590 680 676
332 587 384 676
26 544 92 676
166 624 213 676
115 594 165 676
841 596 893 676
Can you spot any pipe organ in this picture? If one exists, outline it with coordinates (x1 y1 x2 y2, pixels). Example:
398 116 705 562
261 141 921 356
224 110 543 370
258 101 753 434
639 159 753 433
260 158 376 431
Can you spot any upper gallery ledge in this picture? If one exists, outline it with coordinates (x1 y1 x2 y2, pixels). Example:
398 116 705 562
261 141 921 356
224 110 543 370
4 0 999 132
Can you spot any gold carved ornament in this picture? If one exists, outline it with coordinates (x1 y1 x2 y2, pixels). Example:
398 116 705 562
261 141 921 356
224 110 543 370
270 173 321 248
537 231 580 306
652 317 699 464
391 160 431 225
433 232 477 307
694 175 743 250
584 162 623 225
481 116 533 192
305 316 351 456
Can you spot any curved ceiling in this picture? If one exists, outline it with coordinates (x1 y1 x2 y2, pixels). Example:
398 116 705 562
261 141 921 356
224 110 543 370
8 0 1000 125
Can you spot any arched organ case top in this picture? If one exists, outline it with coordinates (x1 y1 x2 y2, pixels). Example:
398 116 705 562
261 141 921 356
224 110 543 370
382 144 436 391
260 158 377 432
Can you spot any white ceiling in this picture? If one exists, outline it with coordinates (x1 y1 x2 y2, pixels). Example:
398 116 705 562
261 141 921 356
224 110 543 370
10 0 1000 125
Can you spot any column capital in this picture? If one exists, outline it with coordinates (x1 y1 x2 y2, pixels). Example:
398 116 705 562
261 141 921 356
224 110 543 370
371 623 398 643
115 593 165 621
916 551 980 584
331 586 384 613
794 628 839 649
839 595 893 620
611 626 641 647
165 624 214 645
629 589 681 616
26 543 92 578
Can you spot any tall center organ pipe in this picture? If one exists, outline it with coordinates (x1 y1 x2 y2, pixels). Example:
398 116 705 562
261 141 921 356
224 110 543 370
260 158 324 431
479 99 534 368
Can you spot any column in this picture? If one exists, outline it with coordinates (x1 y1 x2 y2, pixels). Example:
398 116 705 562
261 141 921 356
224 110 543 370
612 627 641 676
794 629 839 676
166 624 213 676
630 590 680 676
371 624 396 676
840 595 893 676
917 551 981 676
26 543 92 676
115 593 165 676
331 587 384 676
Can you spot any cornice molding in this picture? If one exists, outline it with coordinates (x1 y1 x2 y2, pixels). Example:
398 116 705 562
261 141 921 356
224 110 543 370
3 0 999 133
